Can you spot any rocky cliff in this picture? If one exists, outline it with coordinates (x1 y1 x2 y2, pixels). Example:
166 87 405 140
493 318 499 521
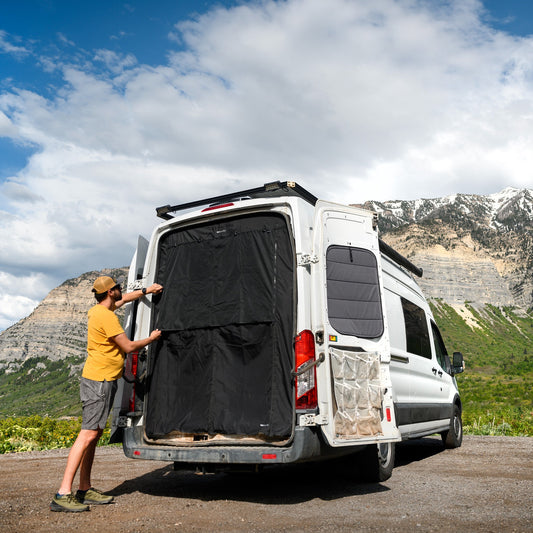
362 187 533 311
0 268 127 372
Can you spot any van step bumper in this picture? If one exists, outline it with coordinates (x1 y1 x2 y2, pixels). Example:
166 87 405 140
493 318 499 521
122 425 350 465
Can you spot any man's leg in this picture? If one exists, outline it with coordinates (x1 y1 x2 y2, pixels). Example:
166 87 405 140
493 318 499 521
78 428 104 491
57 428 100 495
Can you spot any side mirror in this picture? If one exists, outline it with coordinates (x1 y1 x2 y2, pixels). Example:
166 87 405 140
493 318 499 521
451 352 465 375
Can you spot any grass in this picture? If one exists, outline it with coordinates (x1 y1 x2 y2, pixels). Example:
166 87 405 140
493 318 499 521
0 302 531 452
0 415 112 453
431 301 533 436
0 357 84 418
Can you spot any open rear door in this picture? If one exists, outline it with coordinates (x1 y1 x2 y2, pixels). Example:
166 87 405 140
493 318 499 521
311 201 399 447
109 235 149 443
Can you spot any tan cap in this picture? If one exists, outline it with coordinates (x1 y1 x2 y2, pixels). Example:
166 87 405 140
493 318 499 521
92 276 117 295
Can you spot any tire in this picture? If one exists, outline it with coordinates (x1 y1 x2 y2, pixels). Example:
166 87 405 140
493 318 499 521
442 403 463 449
359 442 395 483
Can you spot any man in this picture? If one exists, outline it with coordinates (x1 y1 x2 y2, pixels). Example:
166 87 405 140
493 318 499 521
50 275 163 512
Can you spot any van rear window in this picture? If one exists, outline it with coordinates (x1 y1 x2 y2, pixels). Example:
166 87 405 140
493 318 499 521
326 246 384 338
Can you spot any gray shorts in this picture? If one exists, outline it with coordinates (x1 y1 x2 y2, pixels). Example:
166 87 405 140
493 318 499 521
80 377 118 430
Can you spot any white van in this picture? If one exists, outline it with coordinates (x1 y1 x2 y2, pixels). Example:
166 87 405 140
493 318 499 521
111 181 464 482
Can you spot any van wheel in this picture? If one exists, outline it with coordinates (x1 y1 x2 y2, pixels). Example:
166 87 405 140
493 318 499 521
359 442 395 483
441 404 463 449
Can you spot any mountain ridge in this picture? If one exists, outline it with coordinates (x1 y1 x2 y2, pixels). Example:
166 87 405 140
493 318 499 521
356 187 533 311
0 187 531 376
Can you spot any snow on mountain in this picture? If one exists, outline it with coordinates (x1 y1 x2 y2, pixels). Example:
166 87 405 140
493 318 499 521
362 187 533 232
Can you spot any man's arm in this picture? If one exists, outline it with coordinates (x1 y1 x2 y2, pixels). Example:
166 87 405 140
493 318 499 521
112 329 162 354
115 283 163 309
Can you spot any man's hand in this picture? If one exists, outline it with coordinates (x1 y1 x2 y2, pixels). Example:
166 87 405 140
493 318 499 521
149 329 162 342
146 283 163 295
113 328 162 353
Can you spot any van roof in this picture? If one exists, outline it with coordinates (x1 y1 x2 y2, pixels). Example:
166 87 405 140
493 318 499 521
156 181 317 220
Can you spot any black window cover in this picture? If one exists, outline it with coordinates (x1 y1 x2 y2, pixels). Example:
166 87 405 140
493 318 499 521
145 213 294 439
401 297 431 358
326 246 384 338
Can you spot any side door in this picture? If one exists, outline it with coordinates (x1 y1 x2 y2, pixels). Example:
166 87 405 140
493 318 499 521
401 298 450 431
384 288 411 413
430 319 454 404
311 202 399 447
109 235 149 443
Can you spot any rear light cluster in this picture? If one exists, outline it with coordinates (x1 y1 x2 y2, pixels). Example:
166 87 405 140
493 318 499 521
125 351 139 412
294 330 318 410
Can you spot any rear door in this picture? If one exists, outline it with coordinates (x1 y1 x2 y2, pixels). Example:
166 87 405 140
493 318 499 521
109 235 149 443
311 202 399 446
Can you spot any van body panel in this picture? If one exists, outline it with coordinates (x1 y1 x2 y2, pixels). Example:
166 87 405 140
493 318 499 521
381 255 457 438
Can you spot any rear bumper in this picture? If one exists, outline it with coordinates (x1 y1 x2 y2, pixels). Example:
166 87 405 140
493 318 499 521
122 424 352 465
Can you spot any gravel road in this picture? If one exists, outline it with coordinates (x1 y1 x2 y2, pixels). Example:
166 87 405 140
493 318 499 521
0 435 531 532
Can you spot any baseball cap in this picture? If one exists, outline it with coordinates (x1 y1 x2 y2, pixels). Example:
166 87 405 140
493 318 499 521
92 276 118 295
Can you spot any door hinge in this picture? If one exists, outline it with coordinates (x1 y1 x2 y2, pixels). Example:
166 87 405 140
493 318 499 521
298 253 319 266
299 413 328 426
127 279 144 291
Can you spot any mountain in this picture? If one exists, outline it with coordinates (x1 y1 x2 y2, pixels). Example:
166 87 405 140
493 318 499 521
358 187 533 311
0 188 531 422
0 268 128 373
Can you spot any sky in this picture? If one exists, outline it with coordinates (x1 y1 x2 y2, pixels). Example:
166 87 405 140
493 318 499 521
0 0 532 331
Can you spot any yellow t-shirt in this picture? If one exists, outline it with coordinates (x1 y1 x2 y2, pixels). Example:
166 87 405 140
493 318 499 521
82 304 125 381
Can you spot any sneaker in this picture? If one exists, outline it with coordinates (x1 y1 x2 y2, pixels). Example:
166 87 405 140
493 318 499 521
50 493 90 513
76 487 114 505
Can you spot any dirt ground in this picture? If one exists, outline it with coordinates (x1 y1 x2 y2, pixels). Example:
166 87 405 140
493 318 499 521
0 435 531 532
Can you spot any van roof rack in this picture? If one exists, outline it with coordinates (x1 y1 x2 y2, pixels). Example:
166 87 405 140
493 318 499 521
156 181 318 220
155 180 423 278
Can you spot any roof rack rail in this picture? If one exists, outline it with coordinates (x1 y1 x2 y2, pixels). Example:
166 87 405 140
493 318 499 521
379 239 423 278
156 180 318 220
155 180 423 278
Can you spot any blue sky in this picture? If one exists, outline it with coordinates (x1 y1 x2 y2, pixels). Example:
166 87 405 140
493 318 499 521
1 0 533 330
0 1 234 177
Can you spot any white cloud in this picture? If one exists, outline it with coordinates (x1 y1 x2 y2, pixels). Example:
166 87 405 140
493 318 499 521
93 49 137 74
56 32 75 47
0 271 49 331
0 0 533 329
0 30 30 56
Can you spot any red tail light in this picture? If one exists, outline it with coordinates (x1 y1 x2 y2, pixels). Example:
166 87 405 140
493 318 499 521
295 330 318 410
127 351 139 412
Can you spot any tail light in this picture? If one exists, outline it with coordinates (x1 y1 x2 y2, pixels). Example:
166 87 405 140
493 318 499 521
295 330 318 410
125 351 139 412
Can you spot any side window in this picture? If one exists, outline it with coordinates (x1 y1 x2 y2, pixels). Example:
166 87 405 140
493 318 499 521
326 246 384 338
400 298 431 358
431 321 451 373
